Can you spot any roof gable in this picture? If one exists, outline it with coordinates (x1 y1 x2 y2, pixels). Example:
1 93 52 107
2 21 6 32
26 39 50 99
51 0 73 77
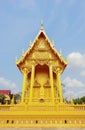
16 25 67 71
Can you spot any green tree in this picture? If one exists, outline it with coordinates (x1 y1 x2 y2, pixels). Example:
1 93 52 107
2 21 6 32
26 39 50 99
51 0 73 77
14 93 21 104
73 96 85 104
81 96 85 104
0 94 6 104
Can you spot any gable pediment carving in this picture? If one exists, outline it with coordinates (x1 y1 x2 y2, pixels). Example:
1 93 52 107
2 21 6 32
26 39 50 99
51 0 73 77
34 38 50 51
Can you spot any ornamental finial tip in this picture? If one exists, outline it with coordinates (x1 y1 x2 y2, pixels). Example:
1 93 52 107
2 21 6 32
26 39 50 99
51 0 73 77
30 40 33 47
60 49 62 56
70 95 74 104
52 40 54 47
40 20 44 30
22 50 24 56
15 57 18 63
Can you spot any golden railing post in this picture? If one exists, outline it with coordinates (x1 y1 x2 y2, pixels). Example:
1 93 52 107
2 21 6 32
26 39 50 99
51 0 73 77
49 64 54 104
29 64 35 103
21 68 27 103
57 68 63 103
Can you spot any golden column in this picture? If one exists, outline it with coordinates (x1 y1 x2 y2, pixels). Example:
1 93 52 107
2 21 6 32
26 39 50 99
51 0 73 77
21 68 28 103
29 64 35 103
49 64 54 104
57 68 63 103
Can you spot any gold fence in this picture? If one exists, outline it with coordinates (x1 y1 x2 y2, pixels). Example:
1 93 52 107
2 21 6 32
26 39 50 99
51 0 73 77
0 104 85 112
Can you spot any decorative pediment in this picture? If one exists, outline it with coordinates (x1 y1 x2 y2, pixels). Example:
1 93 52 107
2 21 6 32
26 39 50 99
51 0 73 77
37 39 46 50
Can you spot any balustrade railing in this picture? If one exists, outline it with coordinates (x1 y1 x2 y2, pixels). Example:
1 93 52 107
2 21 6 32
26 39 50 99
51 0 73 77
0 103 85 112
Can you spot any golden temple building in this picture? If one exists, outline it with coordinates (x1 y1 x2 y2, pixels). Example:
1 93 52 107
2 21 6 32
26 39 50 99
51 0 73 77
0 23 85 128
17 23 67 105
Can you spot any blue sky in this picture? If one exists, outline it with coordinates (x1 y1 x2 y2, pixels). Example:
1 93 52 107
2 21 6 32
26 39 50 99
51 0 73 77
0 0 85 100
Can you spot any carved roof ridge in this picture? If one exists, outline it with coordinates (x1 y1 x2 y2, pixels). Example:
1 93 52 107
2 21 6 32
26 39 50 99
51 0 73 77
16 29 51 65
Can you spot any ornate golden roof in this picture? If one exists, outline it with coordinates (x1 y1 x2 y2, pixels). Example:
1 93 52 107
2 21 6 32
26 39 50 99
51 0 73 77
16 24 67 72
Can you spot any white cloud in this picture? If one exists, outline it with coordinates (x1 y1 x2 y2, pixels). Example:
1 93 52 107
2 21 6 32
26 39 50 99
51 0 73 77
67 52 85 69
77 91 85 97
63 52 85 100
63 90 77 100
63 90 85 100
0 77 18 93
80 70 85 76
63 76 84 87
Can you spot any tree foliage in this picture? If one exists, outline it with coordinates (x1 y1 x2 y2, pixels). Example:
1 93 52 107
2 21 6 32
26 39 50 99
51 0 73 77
0 94 6 104
73 96 85 104
0 93 21 104
14 93 21 104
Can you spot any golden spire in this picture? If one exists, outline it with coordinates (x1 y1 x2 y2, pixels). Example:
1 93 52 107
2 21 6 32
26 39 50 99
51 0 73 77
15 57 18 63
52 40 54 47
29 40 33 47
40 20 44 30
70 96 74 104
60 49 62 56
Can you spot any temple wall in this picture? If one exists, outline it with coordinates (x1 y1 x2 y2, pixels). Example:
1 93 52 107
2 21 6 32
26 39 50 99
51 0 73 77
0 128 85 130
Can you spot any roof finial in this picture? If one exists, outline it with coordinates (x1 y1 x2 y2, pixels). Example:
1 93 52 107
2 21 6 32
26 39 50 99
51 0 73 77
52 40 54 47
15 57 18 63
60 49 62 56
40 20 44 30
70 95 74 104
22 49 24 56
29 40 33 47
